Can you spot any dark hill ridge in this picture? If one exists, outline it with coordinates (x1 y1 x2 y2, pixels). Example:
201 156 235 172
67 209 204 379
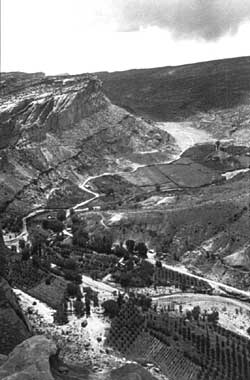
97 56 250 122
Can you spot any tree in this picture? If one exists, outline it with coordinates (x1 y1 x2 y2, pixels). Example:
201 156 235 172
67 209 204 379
32 255 41 268
207 310 219 324
120 272 132 288
180 282 187 292
186 310 192 321
155 184 161 192
112 243 128 258
0 253 6 277
215 140 221 151
136 294 152 311
102 299 119 318
117 292 124 308
74 298 85 318
54 302 68 325
192 306 201 321
67 282 79 297
106 188 114 197
71 216 84 234
93 294 99 307
31 228 47 255
85 296 91 317
135 242 148 258
64 270 82 283
49 220 64 233
156 260 162 268
64 258 77 270
42 220 49 230
90 232 113 254
56 209 66 222
73 226 89 247
127 258 134 271
19 239 26 250
21 247 30 261
125 240 135 254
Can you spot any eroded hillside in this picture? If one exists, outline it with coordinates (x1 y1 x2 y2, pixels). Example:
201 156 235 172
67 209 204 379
0 72 175 220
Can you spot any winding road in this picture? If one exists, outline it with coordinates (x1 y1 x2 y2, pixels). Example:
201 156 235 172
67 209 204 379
6 122 208 245
5 122 250 302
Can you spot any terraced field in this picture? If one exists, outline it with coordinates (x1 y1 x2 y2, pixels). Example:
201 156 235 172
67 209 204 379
122 157 221 189
128 332 201 380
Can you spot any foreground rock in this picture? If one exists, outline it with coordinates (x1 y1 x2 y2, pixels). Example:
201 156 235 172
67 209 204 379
0 276 31 355
0 335 57 380
110 363 159 380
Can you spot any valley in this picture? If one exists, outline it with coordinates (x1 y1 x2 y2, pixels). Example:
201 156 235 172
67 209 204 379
1 58 250 380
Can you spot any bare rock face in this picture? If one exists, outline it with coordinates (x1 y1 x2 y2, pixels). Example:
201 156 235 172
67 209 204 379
0 72 174 218
110 363 158 380
0 277 31 355
0 335 57 380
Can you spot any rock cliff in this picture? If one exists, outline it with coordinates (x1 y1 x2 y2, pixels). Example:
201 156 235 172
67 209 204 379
0 335 56 380
0 335 159 380
0 72 174 219
0 276 31 355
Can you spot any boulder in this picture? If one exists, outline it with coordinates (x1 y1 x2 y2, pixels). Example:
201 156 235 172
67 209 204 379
0 277 31 355
0 335 57 380
110 363 158 380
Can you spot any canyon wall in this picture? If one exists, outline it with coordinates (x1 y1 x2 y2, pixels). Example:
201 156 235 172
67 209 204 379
0 72 173 219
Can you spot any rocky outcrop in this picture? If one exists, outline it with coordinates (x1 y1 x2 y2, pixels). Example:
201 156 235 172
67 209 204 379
0 335 56 380
0 72 174 218
0 277 31 355
110 363 159 380
0 335 158 380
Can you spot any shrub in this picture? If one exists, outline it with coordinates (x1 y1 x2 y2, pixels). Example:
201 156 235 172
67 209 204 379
56 209 66 222
125 240 135 253
102 299 120 318
112 244 128 258
45 277 52 285
54 303 68 325
192 306 201 321
134 242 148 258
207 310 219 324
64 258 77 270
73 226 89 247
42 219 64 233
19 239 26 250
21 247 30 261
67 282 80 297
64 270 82 283
120 272 133 288
89 232 113 254
74 298 85 318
